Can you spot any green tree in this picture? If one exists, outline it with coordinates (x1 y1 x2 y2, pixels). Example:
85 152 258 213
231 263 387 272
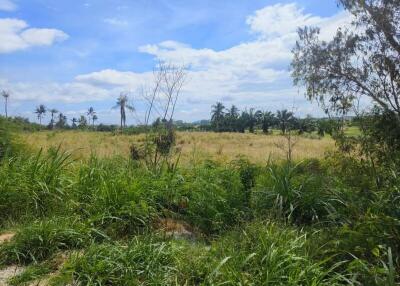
87 107 96 126
227 105 239 132
92 114 98 127
276 109 294 134
1 90 10 119
78 115 87 129
292 0 400 118
71 118 78 129
261 111 276 134
211 102 225 132
114 93 134 129
49 108 58 129
35 105 46 126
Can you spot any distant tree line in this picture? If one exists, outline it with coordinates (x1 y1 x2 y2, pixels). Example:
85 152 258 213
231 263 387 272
208 102 340 136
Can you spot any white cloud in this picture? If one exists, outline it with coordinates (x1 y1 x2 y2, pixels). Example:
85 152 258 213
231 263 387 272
246 3 322 37
0 18 68 53
0 0 16 11
1 3 353 122
75 69 152 88
0 77 113 104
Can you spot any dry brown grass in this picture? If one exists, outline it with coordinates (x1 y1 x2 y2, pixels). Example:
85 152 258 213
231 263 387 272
20 131 335 165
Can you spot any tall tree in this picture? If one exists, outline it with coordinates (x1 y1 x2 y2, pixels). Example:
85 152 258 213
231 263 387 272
92 114 98 127
55 113 67 129
247 108 257 133
71 118 78 129
228 105 239 119
1 90 10 119
261 111 276 134
87 107 95 126
276 109 294 134
211 102 225 132
292 0 400 118
114 93 134 129
35 105 46 126
78 115 87 129
227 105 240 132
49 108 58 129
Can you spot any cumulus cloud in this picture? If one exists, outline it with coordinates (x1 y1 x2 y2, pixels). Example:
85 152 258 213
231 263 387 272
134 3 352 113
0 18 68 53
0 77 112 104
0 0 16 11
2 3 353 121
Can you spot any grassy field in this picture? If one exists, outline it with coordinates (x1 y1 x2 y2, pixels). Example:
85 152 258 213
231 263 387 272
1 126 398 285
21 131 335 164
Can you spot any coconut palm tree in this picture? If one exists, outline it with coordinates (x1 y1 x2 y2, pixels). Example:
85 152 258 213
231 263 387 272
35 105 47 126
1 90 10 118
92 114 98 127
87 107 95 126
56 113 67 128
49 108 58 129
211 102 225 131
114 93 134 129
71 118 78 129
78 115 87 129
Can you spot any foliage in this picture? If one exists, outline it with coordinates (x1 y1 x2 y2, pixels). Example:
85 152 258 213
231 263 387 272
292 0 400 117
61 236 178 285
0 217 92 265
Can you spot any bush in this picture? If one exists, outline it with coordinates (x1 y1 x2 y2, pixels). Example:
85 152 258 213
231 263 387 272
252 161 341 224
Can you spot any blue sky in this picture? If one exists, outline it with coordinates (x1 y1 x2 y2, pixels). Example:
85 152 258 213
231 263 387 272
0 0 350 124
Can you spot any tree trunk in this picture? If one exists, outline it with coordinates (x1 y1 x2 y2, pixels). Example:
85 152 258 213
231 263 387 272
5 98 7 119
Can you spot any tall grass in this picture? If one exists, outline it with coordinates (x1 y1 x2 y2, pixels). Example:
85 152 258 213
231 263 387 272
0 133 398 285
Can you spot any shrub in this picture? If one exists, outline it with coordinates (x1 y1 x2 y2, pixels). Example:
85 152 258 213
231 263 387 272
252 161 340 224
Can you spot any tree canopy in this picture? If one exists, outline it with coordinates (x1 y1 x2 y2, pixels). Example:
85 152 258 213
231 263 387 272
292 0 400 117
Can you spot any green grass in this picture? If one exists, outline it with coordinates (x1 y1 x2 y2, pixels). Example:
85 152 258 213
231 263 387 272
0 126 398 285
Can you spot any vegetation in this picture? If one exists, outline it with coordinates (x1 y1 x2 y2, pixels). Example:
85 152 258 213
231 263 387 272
0 1 399 285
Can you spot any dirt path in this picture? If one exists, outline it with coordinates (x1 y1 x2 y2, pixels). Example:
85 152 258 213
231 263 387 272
0 266 24 286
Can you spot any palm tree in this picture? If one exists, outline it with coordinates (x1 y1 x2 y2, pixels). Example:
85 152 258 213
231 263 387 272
87 107 95 126
92 114 98 127
262 111 276 134
227 105 239 132
211 102 225 131
277 109 294 134
49 108 58 129
228 105 239 119
35 105 46 126
1 90 10 118
247 108 257 133
56 113 67 128
71 118 78 129
78 115 87 128
114 93 134 129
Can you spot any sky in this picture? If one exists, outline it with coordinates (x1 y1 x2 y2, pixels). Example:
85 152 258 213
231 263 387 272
0 0 352 125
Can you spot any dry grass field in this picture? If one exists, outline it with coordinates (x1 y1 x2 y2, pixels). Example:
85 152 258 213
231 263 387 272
21 131 335 164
